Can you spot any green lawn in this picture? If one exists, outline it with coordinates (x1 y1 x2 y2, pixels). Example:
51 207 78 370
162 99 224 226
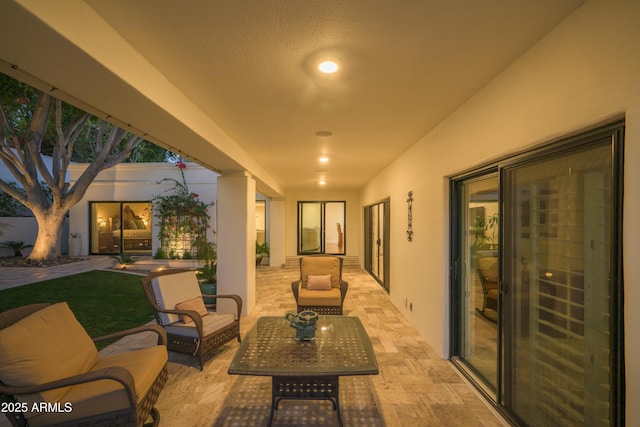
0 270 155 349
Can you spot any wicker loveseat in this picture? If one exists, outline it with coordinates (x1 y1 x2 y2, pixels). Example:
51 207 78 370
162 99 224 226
291 256 349 315
140 269 242 370
0 302 168 427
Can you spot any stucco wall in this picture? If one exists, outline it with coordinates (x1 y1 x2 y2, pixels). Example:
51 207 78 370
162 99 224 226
359 0 640 422
0 218 39 257
68 162 219 256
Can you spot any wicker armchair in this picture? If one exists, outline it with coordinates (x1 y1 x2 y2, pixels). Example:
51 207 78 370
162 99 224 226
0 302 168 427
291 256 348 315
140 269 242 370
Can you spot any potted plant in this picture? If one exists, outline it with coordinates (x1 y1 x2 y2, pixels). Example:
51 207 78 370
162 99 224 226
472 213 499 251
256 241 270 267
196 240 217 306
69 233 81 257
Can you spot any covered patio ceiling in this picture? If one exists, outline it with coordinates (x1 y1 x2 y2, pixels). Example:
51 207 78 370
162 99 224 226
0 0 584 197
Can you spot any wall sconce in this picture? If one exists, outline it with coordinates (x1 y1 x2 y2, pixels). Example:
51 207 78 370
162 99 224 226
407 191 413 242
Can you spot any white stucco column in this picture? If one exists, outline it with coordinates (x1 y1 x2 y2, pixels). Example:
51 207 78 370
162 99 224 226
269 200 286 267
217 172 256 316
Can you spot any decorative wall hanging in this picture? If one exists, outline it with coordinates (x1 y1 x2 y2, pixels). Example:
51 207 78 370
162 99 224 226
406 191 413 241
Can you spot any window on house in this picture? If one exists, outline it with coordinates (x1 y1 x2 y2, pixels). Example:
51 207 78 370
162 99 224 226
450 122 625 426
90 201 152 255
297 201 345 255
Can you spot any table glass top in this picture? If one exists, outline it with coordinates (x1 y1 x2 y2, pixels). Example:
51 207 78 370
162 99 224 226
228 316 378 376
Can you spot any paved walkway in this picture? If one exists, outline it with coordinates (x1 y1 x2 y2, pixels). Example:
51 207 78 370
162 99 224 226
0 256 114 291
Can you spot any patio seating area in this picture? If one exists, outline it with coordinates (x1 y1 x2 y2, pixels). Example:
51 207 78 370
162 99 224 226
0 261 506 426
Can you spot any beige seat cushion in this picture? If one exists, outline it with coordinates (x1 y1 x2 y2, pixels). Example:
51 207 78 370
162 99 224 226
151 271 203 325
164 312 236 338
301 257 341 289
297 285 342 307
27 346 167 427
0 302 99 406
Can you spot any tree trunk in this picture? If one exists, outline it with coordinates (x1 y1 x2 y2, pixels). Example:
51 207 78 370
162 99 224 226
1 88 143 262
28 209 67 260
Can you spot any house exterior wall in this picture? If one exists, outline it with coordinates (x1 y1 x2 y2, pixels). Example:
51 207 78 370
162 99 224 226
68 162 218 256
359 0 640 422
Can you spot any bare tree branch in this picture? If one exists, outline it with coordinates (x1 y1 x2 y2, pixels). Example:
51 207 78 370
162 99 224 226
0 98 10 139
67 131 142 203
0 102 30 184
95 121 106 153
104 134 143 168
22 94 53 192
0 145 28 184
1 85 144 260
0 179 28 206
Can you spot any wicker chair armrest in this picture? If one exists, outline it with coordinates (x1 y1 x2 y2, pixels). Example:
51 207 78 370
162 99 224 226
291 281 301 299
209 294 243 319
0 366 137 408
93 323 168 346
170 309 205 332
340 280 348 303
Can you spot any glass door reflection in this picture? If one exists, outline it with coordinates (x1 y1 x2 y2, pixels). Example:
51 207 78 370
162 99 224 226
460 174 499 391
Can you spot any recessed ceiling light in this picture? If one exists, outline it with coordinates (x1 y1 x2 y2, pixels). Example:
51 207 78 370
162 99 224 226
319 156 329 163
318 61 339 74
319 179 327 185
315 130 333 137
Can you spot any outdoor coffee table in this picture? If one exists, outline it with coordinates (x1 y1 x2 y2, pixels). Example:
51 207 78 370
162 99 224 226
228 316 378 427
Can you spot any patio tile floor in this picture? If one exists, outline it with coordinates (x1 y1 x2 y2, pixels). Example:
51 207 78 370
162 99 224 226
0 261 507 426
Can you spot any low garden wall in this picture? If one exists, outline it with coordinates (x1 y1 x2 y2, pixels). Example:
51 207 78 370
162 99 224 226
0 217 69 257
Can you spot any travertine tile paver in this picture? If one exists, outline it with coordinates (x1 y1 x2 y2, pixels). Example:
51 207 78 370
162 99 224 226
0 256 113 290
0 262 508 427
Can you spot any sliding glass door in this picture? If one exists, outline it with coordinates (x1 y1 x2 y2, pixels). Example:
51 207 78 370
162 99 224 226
451 123 624 426
451 174 500 391
365 200 390 292
501 138 621 426
90 201 152 255
297 201 345 255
